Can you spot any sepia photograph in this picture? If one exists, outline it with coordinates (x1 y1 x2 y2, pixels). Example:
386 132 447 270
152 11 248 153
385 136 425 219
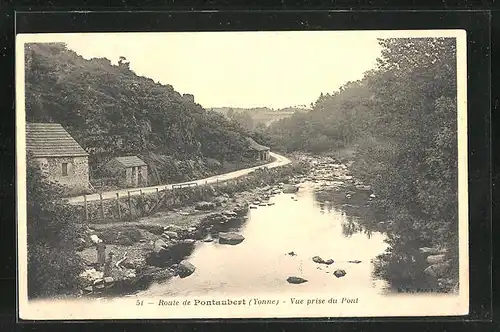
16 30 468 320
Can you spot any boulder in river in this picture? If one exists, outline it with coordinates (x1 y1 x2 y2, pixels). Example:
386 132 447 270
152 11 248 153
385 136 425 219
313 256 333 264
312 256 325 264
181 239 196 245
283 184 299 193
177 260 196 278
333 269 347 278
287 276 308 284
347 260 361 264
218 232 245 245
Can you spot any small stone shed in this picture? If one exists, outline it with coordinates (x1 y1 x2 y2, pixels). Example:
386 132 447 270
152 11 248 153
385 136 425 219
246 137 270 161
26 123 90 193
104 156 148 187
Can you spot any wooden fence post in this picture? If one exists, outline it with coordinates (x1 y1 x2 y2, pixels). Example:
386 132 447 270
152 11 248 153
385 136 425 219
128 191 132 219
99 193 104 220
140 189 144 216
84 195 89 221
116 192 121 220
156 187 160 206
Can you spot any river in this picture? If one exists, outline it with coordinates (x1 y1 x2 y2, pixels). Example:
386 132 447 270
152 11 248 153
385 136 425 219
135 181 391 297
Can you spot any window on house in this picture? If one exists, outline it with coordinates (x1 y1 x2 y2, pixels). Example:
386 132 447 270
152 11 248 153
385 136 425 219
62 163 68 176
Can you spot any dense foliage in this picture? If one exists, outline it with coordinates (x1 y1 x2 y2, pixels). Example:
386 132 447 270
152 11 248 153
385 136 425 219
267 37 459 288
25 43 252 184
27 154 85 298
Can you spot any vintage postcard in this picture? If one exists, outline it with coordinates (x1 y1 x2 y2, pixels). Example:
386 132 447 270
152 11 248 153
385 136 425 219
17 29 468 320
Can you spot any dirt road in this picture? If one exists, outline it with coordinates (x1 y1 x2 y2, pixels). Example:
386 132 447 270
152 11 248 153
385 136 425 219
65 152 291 204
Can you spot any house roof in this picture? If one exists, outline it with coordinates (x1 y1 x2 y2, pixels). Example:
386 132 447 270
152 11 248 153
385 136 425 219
113 156 147 168
246 137 270 151
26 123 89 157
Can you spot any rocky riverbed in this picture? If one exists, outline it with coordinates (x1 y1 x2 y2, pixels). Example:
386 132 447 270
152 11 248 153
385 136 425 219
75 179 303 297
75 154 457 297
294 154 458 293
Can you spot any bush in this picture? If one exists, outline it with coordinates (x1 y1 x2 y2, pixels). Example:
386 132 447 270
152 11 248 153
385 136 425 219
26 154 85 298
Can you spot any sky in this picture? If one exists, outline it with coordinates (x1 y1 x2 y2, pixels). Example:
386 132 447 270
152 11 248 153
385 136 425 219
31 32 384 109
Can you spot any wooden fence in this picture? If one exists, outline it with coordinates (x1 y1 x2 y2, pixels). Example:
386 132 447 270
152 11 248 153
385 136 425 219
79 166 274 223
81 182 200 223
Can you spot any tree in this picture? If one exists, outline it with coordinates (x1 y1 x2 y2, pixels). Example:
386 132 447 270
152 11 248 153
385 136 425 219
26 154 84 298
118 56 130 69
352 37 458 289
265 37 459 290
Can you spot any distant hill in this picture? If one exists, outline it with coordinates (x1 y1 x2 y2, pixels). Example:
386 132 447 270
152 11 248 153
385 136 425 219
24 42 254 185
210 106 310 130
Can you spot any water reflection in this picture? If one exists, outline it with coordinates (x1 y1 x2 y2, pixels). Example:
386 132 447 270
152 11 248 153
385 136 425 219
135 182 390 297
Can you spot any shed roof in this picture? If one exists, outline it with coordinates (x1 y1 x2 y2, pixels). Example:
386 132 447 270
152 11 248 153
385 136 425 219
26 123 89 157
246 137 270 152
113 156 147 168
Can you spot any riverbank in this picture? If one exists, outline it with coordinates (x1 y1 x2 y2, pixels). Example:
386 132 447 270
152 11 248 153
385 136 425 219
295 152 459 294
74 161 309 297
73 152 457 297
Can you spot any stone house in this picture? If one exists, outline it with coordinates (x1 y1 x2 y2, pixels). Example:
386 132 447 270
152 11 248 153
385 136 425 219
104 156 148 187
246 137 270 161
26 123 90 193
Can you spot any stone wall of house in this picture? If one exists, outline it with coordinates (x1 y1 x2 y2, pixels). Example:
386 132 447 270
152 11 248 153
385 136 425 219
125 167 133 186
35 156 89 192
139 165 148 186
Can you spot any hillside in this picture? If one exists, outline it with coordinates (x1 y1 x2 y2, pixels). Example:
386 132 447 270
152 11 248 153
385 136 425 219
24 43 259 186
